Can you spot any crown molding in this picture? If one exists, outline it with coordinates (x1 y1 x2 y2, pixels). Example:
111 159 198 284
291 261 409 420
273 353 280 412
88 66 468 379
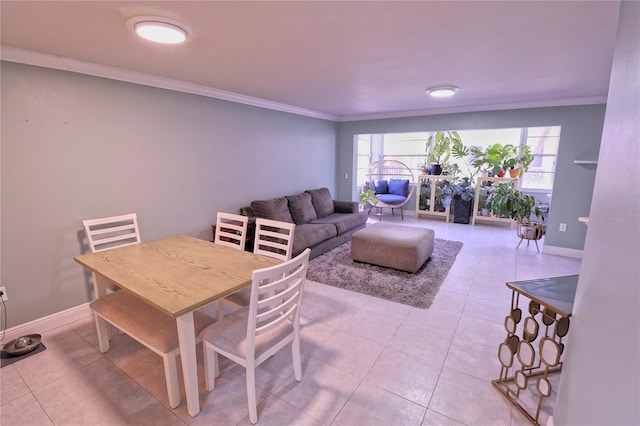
0 46 338 122
336 96 607 122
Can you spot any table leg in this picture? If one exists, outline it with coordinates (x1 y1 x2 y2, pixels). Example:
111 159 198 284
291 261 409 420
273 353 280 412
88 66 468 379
92 273 111 352
176 312 200 417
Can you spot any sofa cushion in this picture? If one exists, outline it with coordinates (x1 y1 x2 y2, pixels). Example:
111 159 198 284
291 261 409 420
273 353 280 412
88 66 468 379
292 223 337 255
372 179 389 194
311 211 368 235
388 179 409 197
286 193 318 225
250 197 294 223
305 188 335 219
376 193 407 205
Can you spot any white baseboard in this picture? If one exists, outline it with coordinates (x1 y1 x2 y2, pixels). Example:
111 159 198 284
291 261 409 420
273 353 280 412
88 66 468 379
2 303 93 344
543 245 584 259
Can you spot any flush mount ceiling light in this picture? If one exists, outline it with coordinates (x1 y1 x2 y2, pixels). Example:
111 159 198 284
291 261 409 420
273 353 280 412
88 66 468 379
126 16 193 44
426 86 460 98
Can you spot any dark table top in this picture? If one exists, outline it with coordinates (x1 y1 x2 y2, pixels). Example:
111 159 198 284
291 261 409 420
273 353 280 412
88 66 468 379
506 275 578 317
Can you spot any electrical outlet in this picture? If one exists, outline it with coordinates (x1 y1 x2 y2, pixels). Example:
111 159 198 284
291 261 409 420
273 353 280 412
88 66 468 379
559 223 567 232
0 286 7 302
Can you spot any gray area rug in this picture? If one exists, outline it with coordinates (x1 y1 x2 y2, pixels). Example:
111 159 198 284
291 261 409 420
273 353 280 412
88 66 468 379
307 239 463 309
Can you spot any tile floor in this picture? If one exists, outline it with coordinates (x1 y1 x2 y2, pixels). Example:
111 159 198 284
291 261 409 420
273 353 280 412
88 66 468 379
0 213 582 425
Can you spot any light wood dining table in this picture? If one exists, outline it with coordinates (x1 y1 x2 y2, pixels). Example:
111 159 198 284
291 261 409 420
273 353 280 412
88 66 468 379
74 234 280 416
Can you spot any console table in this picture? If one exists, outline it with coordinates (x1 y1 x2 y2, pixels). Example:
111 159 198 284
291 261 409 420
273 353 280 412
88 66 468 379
492 275 578 425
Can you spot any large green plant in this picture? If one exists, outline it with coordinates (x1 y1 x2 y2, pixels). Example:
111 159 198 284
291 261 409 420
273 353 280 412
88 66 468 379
426 131 456 167
503 145 534 175
485 183 542 224
471 143 516 176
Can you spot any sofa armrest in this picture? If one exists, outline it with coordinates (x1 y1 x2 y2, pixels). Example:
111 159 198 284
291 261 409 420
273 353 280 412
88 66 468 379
333 200 359 214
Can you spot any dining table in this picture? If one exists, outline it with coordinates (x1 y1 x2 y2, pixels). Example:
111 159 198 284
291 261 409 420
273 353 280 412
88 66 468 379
73 234 281 416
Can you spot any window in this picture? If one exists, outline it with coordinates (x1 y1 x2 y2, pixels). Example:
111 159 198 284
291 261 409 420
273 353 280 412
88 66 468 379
520 127 561 191
355 126 560 192
356 134 372 187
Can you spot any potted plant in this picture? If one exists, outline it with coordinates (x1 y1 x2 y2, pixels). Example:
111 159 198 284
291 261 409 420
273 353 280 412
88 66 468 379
471 143 515 177
359 188 378 209
425 131 456 175
504 145 534 178
450 178 475 223
486 183 547 248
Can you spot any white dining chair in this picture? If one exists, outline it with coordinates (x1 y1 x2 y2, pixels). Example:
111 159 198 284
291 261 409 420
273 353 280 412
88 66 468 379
83 213 141 253
220 218 295 311
214 212 249 250
200 248 311 424
213 212 249 319
253 218 295 261
83 213 216 409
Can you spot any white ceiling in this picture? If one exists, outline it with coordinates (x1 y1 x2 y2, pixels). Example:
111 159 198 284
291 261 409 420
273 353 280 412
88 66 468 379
0 1 621 121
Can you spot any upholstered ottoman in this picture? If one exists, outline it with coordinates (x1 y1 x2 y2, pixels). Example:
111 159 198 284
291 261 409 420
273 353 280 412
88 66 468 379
351 223 434 273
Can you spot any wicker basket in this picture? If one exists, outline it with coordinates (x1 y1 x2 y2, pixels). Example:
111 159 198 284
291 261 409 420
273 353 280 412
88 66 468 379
516 221 546 240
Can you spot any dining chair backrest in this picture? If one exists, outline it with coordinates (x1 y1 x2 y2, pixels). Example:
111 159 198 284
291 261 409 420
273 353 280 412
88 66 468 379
248 248 310 347
253 218 295 261
214 212 248 251
83 213 141 253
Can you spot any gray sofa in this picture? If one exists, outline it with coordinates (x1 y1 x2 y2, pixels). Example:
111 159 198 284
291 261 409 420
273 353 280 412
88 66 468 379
240 187 368 259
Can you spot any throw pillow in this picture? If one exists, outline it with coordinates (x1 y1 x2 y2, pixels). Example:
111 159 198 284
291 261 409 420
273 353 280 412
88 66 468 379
250 197 294 223
388 179 409 197
286 193 318 225
373 179 389 194
305 187 335 219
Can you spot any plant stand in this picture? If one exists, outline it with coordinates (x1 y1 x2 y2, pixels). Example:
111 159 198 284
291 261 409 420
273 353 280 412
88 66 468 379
516 221 546 252
415 174 451 222
472 176 519 228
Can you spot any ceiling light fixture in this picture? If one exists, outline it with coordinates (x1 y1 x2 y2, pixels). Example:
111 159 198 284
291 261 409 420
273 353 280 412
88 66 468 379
126 16 193 44
426 86 460 98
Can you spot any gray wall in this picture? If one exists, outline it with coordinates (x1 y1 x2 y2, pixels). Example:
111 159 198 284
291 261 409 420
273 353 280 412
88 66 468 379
336 105 605 251
555 1 640 424
1 62 337 327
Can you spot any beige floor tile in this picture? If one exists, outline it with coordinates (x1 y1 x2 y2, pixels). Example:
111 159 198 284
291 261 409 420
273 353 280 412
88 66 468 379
33 357 181 425
66 314 98 338
462 295 509 324
388 330 453 368
359 295 412 320
422 409 466 425
444 337 502 382
365 347 441 407
429 368 512 425
455 314 506 348
0 392 53 426
332 381 426 426
312 329 384 379
188 368 269 426
14 329 103 390
299 316 338 356
340 308 403 345
236 395 321 426
0 365 31 406
302 298 359 329
275 357 360 424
